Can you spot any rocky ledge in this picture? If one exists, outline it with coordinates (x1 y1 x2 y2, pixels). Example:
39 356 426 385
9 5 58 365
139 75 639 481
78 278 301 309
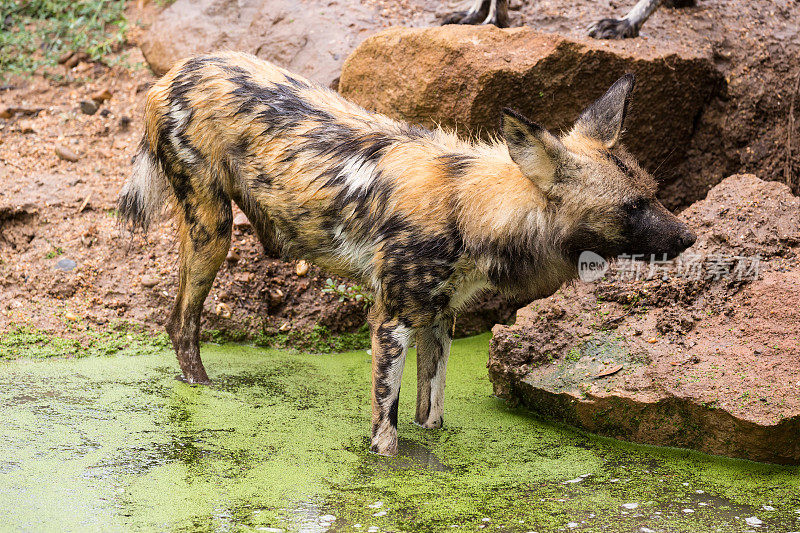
488 175 800 464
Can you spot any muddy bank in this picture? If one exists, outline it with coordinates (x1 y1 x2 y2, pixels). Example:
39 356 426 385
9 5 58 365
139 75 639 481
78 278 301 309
488 174 800 464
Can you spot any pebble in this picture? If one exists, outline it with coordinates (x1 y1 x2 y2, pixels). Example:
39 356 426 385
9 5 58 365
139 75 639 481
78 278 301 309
481 517 490 522
762 505 775 511
91 88 113 102
367 528 378 533
64 311 79 321
279 322 291 332
745 517 763 526
215 302 232 318
563 477 584 484
646 337 657 344
18 120 35 133
373 510 387 517
296 259 310 277
141 276 159 288
79 99 99 115
682 508 695 513
567 522 579 529
621 503 639 510
233 212 251 228
368 501 383 509
55 145 80 162
226 249 240 263
640 528 656 533
119 115 132 130
56 258 77 271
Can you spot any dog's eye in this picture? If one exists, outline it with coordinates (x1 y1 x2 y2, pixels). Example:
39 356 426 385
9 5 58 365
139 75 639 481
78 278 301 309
624 199 644 212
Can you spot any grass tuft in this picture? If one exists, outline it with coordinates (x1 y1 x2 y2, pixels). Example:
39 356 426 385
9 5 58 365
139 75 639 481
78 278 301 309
0 0 128 79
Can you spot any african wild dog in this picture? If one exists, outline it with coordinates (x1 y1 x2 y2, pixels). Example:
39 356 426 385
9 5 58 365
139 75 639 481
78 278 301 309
118 52 695 456
442 0 696 39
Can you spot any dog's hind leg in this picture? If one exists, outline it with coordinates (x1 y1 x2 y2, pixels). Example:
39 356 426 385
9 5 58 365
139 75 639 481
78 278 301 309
166 186 232 385
414 314 454 429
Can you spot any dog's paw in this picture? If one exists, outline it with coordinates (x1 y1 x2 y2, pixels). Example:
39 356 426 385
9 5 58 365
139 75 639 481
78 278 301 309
588 17 639 39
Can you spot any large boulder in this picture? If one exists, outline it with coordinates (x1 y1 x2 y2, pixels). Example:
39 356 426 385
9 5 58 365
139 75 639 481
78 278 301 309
487 174 800 464
340 25 722 197
138 0 400 86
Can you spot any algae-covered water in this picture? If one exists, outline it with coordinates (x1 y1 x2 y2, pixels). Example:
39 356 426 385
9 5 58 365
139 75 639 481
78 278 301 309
1 334 799 532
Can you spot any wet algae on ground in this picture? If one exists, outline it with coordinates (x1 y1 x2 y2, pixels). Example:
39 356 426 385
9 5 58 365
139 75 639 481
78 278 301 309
1 333 799 532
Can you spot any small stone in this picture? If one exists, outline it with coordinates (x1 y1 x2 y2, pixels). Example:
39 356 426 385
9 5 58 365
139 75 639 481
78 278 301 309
55 258 77 271
64 52 88 69
567 523 579 529
367 528 379 533
55 145 80 162
296 259 310 277
762 505 775 511
481 518 491 522
682 508 695 513
141 276 159 288
745 517 763 526
119 115 132 130
646 337 657 344
64 311 79 321
91 88 113 103
233 212 251 228
279 322 291 332
57 51 75 64
268 289 284 306
621 503 638 510
696 490 704 494
226 249 240 262
373 510 387 517
563 477 583 484
368 501 383 509
79 100 99 115
215 302 232 318
17 120 35 133
640 528 656 533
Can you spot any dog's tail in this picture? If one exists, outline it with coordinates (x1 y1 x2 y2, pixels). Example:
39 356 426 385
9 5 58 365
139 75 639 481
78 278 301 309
118 135 172 233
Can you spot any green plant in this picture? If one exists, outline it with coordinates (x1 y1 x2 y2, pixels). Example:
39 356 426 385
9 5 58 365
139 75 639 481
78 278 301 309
321 278 374 306
45 246 64 259
1 0 128 79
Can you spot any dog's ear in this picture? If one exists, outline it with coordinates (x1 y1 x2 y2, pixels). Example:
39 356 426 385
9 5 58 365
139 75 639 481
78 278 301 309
501 108 565 190
573 73 635 148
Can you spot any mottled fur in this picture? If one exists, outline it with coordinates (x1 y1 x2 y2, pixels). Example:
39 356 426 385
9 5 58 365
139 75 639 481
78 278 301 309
119 52 694 455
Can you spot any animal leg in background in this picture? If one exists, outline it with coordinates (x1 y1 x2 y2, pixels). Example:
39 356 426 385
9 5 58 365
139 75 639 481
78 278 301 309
441 0 510 28
588 0 695 39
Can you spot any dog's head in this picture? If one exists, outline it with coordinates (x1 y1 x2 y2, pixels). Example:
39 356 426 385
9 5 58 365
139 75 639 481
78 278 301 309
502 74 696 263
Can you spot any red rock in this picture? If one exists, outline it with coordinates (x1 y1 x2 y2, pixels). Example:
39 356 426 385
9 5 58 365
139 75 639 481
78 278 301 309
488 175 800 464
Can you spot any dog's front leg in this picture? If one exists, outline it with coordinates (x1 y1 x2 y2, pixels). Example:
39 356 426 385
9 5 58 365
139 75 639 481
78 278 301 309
414 315 454 429
368 306 415 456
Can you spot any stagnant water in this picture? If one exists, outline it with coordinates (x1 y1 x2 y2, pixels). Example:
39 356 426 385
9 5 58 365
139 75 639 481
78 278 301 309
0 334 798 532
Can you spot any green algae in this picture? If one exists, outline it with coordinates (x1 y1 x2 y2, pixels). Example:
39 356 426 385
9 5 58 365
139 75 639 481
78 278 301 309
0 334 798 532
0 322 170 359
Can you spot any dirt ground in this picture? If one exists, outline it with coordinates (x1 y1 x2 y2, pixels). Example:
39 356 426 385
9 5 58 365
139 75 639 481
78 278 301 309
0 0 798 348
